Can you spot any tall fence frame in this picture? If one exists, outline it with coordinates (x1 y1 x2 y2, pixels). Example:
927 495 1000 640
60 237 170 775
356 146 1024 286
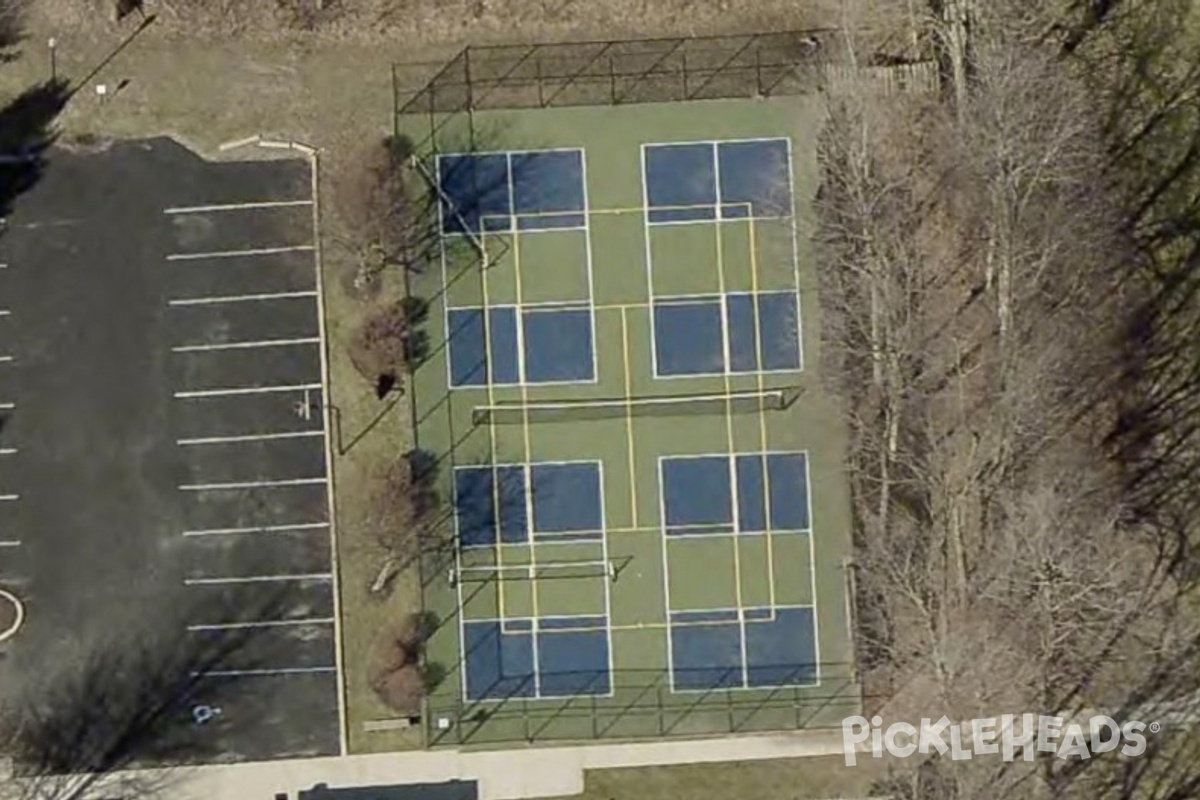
393 30 839 150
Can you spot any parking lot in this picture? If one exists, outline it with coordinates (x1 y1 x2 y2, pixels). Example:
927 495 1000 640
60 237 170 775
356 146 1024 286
0 139 340 759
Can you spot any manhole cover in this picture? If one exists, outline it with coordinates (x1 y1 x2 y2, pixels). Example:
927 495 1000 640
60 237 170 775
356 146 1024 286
0 589 24 643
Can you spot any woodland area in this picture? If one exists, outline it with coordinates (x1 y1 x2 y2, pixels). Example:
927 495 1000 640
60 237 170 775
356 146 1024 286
822 0 1200 798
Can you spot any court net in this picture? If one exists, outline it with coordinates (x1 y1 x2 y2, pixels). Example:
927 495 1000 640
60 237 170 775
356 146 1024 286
449 558 616 586
472 388 799 425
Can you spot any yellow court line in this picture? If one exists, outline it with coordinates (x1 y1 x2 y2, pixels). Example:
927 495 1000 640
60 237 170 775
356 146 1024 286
621 306 638 530
478 226 507 621
747 213 778 609
509 224 542 627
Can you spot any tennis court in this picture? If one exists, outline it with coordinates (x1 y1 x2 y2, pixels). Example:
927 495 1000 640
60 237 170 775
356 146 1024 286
404 95 857 744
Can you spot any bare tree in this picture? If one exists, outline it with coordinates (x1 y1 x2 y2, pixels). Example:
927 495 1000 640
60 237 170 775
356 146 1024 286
817 5 1200 798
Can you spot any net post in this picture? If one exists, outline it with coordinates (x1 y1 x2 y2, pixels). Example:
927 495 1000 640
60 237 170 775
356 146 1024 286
657 686 665 736
727 687 735 733
680 50 688 100
591 694 599 739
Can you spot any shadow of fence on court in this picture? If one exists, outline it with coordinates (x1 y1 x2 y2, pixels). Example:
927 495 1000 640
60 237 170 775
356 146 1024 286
423 661 862 746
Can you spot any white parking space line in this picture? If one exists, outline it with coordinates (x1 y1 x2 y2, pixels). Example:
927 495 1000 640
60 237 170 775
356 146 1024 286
187 617 335 632
0 403 12 410
177 430 323 446
180 477 326 491
172 337 319 354
0 356 13 363
196 667 337 677
0 310 9 317
0 494 18 501
166 245 314 261
0 540 20 548
184 572 332 586
0 448 16 455
168 290 317 307
174 382 321 399
164 199 313 215
183 522 329 537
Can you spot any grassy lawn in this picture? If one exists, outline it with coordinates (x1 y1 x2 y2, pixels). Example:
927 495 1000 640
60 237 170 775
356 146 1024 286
322 240 426 752
550 755 887 800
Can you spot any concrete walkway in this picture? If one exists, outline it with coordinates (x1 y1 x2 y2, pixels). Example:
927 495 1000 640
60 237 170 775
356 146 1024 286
109 728 855 800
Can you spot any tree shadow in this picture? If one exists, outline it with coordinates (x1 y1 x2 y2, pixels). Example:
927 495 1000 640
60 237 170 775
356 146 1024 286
0 78 70 218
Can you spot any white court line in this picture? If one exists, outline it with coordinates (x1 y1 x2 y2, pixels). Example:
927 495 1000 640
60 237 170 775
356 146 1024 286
169 290 317 307
184 573 332 586
182 521 328 537
179 477 326 491
164 199 313 215
174 382 321 399
187 617 335 632
172 337 319 353
166 245 314 261
196 667 337 677
177 430 323 446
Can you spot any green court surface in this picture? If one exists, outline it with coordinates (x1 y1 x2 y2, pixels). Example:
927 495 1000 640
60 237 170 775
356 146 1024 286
400 96 859 747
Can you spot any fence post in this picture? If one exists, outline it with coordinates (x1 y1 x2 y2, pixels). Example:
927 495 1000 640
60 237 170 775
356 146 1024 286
592 694 598 739
657 687 665 736
726 688 735 733
755 47 763 96
464 46 474 111
536 56 545 107
681 51 688 99
609 55 616 104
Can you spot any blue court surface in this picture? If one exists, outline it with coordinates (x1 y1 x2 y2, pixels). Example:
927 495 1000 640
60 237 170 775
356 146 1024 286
447 305 595 386
660 452 810 536
670 606 817 690
438 149 586 233
653 292 800 377
454 461 605 547
464 616 611 700
644 139 791 223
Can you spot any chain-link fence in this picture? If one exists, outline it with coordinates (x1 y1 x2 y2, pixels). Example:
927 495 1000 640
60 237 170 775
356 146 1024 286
394 30 838 149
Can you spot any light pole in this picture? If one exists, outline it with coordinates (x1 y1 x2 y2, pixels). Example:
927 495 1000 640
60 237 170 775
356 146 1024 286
47 37 56 81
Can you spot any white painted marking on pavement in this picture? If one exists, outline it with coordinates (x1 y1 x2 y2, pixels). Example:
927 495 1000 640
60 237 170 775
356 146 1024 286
187 617 335 632
172 337 319 353
184 572 332 586
179 477 326 491
164 199 313 215
177 430 323 446
166 245 314 261
168 290 317 307
174 383 321 399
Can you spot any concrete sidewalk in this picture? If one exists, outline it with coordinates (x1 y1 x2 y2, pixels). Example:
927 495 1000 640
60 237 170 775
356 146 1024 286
111 728 854 800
